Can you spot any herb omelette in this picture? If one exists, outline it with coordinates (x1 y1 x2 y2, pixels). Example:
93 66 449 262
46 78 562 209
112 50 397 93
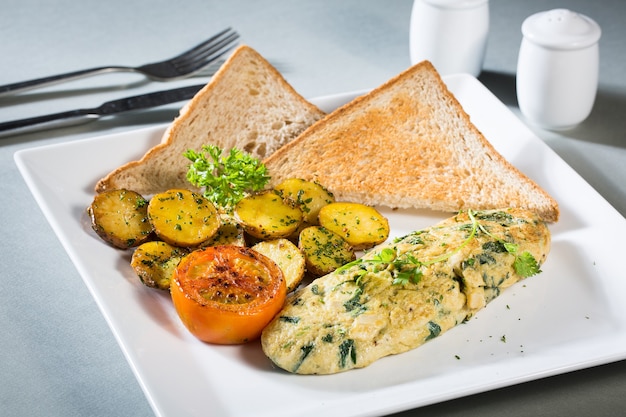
261 209 551 374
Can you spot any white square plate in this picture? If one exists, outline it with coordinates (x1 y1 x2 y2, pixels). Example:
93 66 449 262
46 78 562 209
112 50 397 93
15 74 626 417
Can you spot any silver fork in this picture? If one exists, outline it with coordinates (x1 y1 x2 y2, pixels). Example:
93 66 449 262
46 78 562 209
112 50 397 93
0 27 239 97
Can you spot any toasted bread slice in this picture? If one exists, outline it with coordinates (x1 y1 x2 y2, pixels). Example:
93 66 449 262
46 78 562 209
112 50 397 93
264 61 559 222
95 45 325 195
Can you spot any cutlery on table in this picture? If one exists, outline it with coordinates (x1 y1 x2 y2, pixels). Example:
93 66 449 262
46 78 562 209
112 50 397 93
0 84 206 138
0 27 239 97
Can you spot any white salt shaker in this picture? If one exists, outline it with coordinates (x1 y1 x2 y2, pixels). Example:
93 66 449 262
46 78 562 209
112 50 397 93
409 0 489 76
516 9 601 130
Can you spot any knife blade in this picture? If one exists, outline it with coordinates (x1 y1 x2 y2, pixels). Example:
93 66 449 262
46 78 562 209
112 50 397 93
0 84 205 138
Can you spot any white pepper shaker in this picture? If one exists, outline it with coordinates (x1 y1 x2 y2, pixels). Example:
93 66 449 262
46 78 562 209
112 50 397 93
409 0 489 76
516 9 601 130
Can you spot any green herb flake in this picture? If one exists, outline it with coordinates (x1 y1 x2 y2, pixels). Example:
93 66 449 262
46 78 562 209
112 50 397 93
279 316 300 324
338 339 356 368
426 321 441 340
293 343 315 373
343 287 367 316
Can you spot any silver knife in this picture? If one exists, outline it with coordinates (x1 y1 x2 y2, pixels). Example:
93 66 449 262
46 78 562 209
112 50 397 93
0 84 205 138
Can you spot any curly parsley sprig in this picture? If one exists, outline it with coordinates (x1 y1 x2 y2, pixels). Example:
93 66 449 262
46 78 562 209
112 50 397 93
184 145 270 211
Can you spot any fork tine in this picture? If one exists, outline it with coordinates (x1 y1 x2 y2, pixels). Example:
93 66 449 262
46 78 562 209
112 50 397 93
172 30 240 66
171 28 238 61
172 33 240 74
174 44 236 75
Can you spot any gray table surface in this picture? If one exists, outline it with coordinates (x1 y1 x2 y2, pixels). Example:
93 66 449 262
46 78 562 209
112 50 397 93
1 1 625 416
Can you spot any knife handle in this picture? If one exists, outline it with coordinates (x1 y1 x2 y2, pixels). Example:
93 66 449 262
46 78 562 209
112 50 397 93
0 110 97 138
0 84 205 139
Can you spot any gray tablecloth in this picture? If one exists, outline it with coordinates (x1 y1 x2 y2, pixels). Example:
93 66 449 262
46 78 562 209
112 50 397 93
1 1 624 416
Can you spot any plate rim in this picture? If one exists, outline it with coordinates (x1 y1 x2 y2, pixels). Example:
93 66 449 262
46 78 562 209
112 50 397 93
14 73 626 417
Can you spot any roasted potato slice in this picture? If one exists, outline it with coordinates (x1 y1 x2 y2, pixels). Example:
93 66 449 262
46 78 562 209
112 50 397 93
147 189 220 247
88 189 153 249
274 178 335 225
234 190 303 240
252 238 306 292
199 215 246 247
318 202 389 250
130 241 188 290
298 226 355 276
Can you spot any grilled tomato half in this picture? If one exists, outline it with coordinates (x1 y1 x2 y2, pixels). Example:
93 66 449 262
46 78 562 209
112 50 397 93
170 245 286 344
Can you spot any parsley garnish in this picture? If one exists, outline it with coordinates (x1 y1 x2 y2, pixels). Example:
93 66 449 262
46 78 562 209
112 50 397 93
513 251 541 277
184 145 270 211
337 247 424 286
